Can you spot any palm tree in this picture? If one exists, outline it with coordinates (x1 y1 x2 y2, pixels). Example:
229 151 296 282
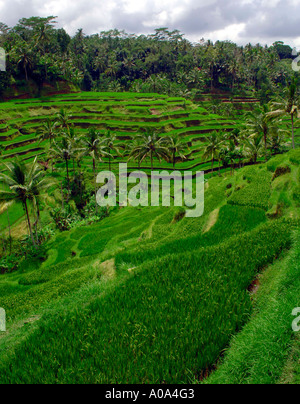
16 44 33 82
268 78 299 149
129 131 170 170
243 134 264 164
202 132 222 175
56 108 71 130
37 118 58 146
0 158 50 246
61 126 82 172
103 132 122 172
127 138 142 168
244 105 278 160
33 17 56 79
0 147 11 242
227 139 239 176
163 135 188 168
49 138 76 184
269 130 289 154
79 128 111 213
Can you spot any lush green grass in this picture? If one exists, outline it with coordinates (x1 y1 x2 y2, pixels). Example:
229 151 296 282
0 216 294 383
115 204 268 267
0 96 299 385
205 229 300 385
0 201 25 233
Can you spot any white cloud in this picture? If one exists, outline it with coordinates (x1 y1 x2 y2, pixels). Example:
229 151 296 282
0 0 299 45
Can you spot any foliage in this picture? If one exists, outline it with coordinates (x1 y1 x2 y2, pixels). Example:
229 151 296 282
0 217 294 383
0 18 297 98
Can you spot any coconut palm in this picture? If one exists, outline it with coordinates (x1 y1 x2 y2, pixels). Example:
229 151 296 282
268 78 299 149
243 134 264 164
37 118 58 146
33 17 56 79
15 44 33 82
129 131 170 170
61 126 83 172
79 128 111 213
202 132 223 175
56 108 71 130
243 105 278 160
49 137 76 184
0 158 50 246
103 131 122 172
163 135 188 168
268 130 289 154
127 138 142 169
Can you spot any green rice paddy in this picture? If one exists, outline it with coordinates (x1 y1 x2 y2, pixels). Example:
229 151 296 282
0 92 299 384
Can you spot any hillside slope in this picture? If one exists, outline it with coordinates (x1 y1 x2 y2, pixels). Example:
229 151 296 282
0 149 299 383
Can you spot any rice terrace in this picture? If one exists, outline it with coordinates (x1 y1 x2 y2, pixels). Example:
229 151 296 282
0 13 299 387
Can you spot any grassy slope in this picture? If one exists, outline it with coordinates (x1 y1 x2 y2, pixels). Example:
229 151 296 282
205 230 300 384
0 149 299 383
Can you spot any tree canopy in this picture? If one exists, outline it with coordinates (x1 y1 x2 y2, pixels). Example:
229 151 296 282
0 17 298 100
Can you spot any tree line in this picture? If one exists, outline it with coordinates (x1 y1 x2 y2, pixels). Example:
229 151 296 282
0 16 297 101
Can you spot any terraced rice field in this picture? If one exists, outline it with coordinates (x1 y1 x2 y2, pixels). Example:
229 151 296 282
0 148 299 383
0 92 236 173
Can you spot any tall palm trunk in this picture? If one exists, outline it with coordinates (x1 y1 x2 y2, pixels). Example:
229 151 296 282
33 200 40 245
65 158 70 185
291 113 295 149
263 128 268 161
93 158 98 214
24 64 28 82
24 199 36 247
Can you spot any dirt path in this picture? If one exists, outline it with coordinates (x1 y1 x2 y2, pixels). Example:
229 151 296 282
203 208 220 233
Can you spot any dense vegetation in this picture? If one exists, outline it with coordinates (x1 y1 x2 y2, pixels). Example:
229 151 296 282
0 146 299 383
0 17 299 385
0 17 297 102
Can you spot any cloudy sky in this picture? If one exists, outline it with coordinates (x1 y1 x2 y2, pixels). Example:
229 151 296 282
1 0 300 47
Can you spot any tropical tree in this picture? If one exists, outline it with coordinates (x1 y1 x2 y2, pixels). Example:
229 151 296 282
103 132 122 172
163 135 188 168
268 78 299 149
129 131 170 170
227 139 239 175
49 137 76 184
61 126 82 172
243 134 264 163
33 16 57 79
243 105 278 160
15 44 33 81
56 108 71 130
37 118 58 146
268 130 289 154
0 158 50 246
79 128 111 213
202 132 223 175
